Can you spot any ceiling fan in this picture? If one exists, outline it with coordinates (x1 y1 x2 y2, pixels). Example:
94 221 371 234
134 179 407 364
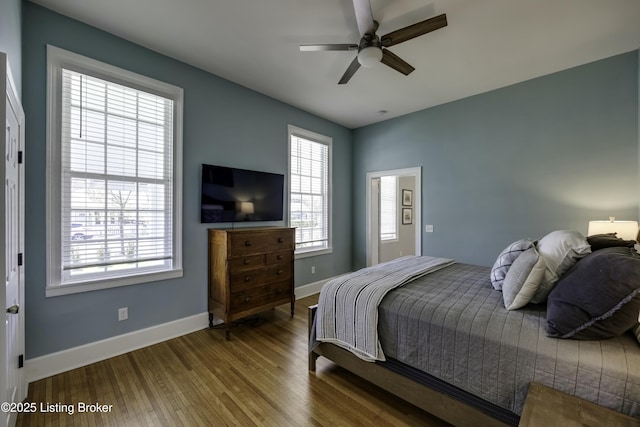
299 0 447 84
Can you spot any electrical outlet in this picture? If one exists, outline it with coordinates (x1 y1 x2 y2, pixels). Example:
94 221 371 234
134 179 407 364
425 225 434 233
118 307 128 321
311 266 316 274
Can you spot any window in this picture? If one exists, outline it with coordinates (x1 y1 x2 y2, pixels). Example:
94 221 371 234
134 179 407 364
379 176 397 241
46 46 183 296
288 125 332 256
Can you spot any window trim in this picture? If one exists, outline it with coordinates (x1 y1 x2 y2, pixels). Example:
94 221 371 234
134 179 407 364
287 125 332 258
45 45 183 297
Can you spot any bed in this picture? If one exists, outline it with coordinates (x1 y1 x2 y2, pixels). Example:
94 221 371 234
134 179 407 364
308 231 640 426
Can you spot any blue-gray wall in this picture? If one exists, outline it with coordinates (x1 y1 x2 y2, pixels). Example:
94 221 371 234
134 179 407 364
353 51 639 268
0 0 22 96
17 2 640 360
22 3 353 358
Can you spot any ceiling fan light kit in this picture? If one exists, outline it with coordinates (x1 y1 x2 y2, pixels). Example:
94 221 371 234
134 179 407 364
358 46 382 67
299 0 447 84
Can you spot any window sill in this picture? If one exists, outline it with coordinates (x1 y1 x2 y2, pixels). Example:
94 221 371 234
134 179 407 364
380 238 399 244
46 268 184 297
295 248 333 259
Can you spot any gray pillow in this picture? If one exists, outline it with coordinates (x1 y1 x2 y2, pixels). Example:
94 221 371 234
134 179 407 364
490 239 534 290
502 247 546 310
536 230 591 292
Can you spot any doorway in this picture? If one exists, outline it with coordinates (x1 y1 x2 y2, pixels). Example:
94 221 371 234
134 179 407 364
366 167 421 266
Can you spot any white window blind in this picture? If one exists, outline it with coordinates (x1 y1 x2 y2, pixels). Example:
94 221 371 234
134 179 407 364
289 127 331 254
46 46 183 295
379 176 397 241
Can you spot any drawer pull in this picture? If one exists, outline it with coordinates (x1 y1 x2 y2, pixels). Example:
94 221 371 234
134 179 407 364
243 259 251 265
278 237 284 243
244 276 251 282
277 270 283 275
245 240 252 247
276 255 283 260
244 297 251 303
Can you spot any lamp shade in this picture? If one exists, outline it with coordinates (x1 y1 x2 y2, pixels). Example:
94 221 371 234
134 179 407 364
358 46 382 68
587 218 639 241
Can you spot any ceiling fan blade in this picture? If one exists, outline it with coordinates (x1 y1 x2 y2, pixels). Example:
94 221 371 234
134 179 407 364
299 44 359 52
352 0 376 36
381 13 447 47
338 56 361 84
381 49 415 75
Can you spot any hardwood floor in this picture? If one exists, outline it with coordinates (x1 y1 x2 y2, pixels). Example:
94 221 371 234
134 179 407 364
19 295 451 426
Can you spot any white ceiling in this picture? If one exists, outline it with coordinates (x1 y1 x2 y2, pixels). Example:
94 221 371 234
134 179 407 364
30 0 640 129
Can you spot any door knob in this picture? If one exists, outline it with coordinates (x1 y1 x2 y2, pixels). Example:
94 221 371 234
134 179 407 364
6 304 19 314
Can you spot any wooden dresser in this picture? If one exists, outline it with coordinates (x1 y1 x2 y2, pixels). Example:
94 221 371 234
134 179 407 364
208 227 295 339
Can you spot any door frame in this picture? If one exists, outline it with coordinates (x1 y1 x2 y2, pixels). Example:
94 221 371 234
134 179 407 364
365 167 421 266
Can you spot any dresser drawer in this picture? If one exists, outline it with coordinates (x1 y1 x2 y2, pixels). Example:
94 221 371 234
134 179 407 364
228 254 265 271
266 250 291 265
228 230 294 257
229 265 292 291
230 281 291 312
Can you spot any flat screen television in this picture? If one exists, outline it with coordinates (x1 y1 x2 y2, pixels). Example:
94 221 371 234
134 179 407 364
201 164 285 223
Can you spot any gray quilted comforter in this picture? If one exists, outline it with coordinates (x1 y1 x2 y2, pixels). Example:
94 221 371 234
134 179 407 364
378 263 640 417
316 256 454 361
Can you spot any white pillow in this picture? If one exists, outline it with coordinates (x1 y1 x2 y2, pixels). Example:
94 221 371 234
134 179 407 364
536 230 591 294
502 247 547 310
490 239 535 290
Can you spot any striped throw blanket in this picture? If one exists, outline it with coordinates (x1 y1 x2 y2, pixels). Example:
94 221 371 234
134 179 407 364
316 256 455 362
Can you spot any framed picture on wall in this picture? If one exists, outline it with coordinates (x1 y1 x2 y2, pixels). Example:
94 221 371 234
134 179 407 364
402 189 412 206
402 208 412 225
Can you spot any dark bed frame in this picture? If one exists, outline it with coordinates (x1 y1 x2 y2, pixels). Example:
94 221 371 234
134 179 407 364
308 304 516 427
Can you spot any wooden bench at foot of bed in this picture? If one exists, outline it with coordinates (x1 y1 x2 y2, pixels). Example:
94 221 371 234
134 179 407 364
519 383 640 427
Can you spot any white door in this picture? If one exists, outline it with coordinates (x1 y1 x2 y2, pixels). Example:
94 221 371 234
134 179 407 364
1 52 25 427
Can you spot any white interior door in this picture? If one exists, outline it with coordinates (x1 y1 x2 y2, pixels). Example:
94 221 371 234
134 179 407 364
1 52 25 427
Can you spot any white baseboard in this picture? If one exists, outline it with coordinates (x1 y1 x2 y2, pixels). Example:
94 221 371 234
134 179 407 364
25 312 209 383
295 278 328 299
25 274 347 384
295 273 351 299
